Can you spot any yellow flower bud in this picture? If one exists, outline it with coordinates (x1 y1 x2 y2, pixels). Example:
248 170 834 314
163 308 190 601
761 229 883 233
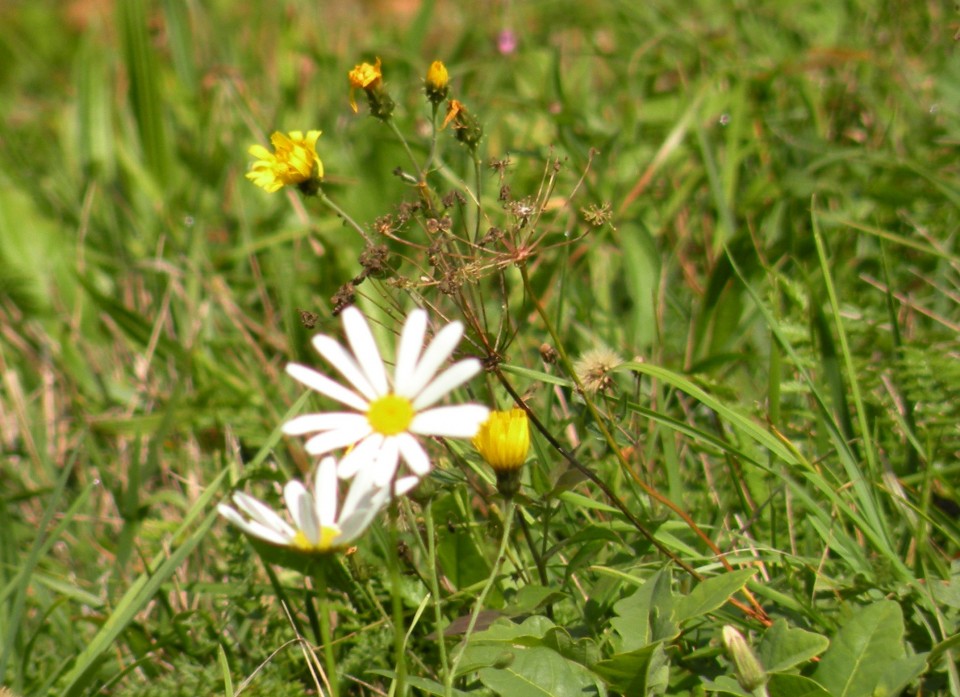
425 60 449 105
473 409 529 472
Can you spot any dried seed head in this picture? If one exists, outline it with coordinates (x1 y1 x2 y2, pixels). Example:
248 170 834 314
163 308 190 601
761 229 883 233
573 346 623 393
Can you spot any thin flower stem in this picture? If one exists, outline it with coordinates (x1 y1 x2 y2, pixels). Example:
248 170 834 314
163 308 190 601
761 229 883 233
448 499 516 681
315 189 374 245
314 564 340 697
472 154 482 244
424 102 441 173
424 502 454 697
387 500 408 697
388 119 424 180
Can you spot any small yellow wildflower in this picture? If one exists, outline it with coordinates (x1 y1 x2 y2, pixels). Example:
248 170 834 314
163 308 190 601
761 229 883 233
474 409 530 472
246 130 323 193
473 408 530 498
425 60 449 105
348 58 383 113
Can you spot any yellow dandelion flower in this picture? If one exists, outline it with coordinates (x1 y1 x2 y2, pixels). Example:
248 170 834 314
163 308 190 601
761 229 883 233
473 408 530 472
246 130 323 193
348 58 383 113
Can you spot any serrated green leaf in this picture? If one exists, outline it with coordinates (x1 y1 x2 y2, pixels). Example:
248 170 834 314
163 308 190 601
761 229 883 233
757 619 830 672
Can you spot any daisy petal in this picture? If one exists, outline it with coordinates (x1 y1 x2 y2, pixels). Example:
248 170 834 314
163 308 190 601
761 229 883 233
339 466 383 527
283 481 309 531
311 334 379 401
303 422 374 455
218 504 291 546
286 363 369 411
314 456 339 526
411 404 491 437
371 437 401 487
411 358 482 410
337 433 385 479
282 412 369 435
339 481 389 543
393 310 428 394
232 492 297 539
341 307 390 395
394 475 420 497
401 321 464 398
396 433 431 476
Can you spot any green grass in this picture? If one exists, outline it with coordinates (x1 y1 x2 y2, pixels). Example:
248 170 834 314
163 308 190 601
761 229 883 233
1 1 958 695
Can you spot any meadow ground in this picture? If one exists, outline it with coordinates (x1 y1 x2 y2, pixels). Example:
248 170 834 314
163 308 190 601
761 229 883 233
1 1 959 695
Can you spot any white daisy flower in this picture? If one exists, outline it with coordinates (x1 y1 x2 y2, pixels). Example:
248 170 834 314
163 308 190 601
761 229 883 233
217 457 415 553
282 306 490 488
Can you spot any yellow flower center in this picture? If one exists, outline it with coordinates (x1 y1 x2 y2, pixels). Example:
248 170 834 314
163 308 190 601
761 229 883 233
367 394 415 436
292 525 341 553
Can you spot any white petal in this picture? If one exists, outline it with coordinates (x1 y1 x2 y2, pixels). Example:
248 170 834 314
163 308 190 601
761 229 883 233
283 481 309 530
339 466 383 526
394 475 421 497
400 320 464 398
372 437 401 487
232 492 296 539
396 433 431 476
303 422 374 455
393 310 427 394
312 334 379 401
410 404 490 437
286 363 369 411
313 456 339 526
283 412 369 436
341 307 390 395
337 433 384 480
218 504 291 546
338 481 389 543
411 359 482 410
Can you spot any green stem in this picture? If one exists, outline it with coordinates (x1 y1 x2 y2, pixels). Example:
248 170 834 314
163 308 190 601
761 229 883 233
387 500 408 697
448 499 516 681
424 502 453 697
314 563 340 697
388 119 424 180
316 189 374 244
472 154 482 243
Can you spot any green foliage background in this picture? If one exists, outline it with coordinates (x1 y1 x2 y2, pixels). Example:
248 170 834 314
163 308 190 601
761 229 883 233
0 0 958 695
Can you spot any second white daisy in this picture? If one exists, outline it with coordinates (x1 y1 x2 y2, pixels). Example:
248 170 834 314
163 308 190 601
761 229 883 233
283 306 490 487
217 456 408 553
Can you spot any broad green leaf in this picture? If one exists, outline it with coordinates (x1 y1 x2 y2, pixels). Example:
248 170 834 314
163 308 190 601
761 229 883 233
593 642 669 695
610 568 677 650
471 615 556 644
478 645 603 697
365 670 472 697
702 675 751 695
674 569 756 625
766 673 832 697
875 654 929 697
757 619 829 672
812 601 911 697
